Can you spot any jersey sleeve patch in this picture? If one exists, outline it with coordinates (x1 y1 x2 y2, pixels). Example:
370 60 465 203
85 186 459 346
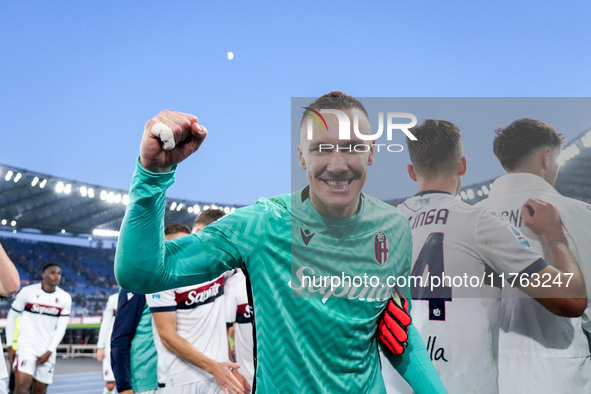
508 226 531 249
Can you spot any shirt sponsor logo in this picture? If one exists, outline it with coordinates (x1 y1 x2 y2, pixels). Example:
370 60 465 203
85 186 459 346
152 294 161 299
289 266 391 304
236 303 253 324
175 276 225 309
25 303 63 317
374 231 389 264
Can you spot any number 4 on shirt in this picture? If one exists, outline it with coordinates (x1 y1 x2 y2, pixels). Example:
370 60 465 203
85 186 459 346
411 232 451 321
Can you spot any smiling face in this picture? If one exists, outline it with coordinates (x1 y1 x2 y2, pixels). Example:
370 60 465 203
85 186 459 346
298 108 374 218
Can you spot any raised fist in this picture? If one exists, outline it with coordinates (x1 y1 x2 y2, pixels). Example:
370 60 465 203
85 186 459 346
140 110 207 173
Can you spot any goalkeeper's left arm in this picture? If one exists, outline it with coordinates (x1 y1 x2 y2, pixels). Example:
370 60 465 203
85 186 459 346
379 231 446 394
381 322 447 393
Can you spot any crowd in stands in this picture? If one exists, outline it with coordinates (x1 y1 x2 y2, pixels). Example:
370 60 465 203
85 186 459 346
0 237 117 317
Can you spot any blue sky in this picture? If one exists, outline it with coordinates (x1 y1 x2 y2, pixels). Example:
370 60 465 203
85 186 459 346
1 1 590 205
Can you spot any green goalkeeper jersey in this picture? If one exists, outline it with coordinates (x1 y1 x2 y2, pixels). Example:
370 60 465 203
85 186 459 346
115 159 445 393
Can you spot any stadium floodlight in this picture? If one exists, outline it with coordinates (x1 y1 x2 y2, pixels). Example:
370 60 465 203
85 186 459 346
582 131 591 148
100 190 107 200
467 189 475 199
88 188 95 198
193 205 201 214
115 193 122 204
39 179 47 188
477 190 483 197
93 229 120 237
230 207 236 213
122 194 129 205
61 229 66 234
80 186 87 197
55 181 65 193
481 185 489 195
188 207 194 213
107 192 116 203
64 184 72 194
557 144 581 166
455 195 462 201
170 202 177 211
203 205 210 211
10 220 16 227
14 173 22 183
88 237 92 241
460 191 468 200
1 219 6 225
5 171 13 181
12 229 16 234
31 177 39 187
224 207 230 214
176 203 183 211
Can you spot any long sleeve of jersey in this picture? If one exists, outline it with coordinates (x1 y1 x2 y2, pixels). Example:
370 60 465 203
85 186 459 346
6 289 26 347
5 307 19 348
97 300 115 349
381 323 447 393
111 289 145 393
115 159 239 294
48 315 69 353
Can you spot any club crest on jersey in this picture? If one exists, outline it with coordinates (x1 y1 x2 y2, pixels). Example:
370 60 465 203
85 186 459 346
374 231 389 264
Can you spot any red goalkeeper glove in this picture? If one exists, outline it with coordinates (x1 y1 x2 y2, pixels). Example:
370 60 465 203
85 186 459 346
377 287 411 355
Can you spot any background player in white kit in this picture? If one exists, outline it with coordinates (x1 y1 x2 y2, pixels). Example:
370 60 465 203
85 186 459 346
147 222 248 394
0 242 20 394
96 291 119 394
381 120 586 393
477 118 591 393
225 269 254 388
6 262 71 394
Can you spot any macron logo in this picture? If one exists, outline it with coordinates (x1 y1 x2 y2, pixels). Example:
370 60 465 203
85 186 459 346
127 292 134 301
300 228 315 246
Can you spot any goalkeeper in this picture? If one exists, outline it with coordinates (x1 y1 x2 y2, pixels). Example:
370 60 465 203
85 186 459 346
115 91 445 393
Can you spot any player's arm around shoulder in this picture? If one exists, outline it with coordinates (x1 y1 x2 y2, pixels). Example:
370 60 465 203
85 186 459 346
518 199 587 317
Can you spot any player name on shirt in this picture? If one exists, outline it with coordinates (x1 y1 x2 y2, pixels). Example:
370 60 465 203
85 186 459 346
174 276 225 309
498 208 524 228
24 303 64 316
406 207 450 230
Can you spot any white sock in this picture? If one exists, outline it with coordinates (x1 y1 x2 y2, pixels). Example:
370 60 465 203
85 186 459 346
103 387 113 394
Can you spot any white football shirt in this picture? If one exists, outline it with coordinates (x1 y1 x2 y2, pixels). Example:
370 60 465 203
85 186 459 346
478 173 591 394
97 293 118 351
7 283 71 356
225 270 254 386
147 274 229 387
382 192 545 394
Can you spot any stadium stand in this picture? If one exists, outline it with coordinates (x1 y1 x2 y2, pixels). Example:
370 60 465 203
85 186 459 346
0 237 117 318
